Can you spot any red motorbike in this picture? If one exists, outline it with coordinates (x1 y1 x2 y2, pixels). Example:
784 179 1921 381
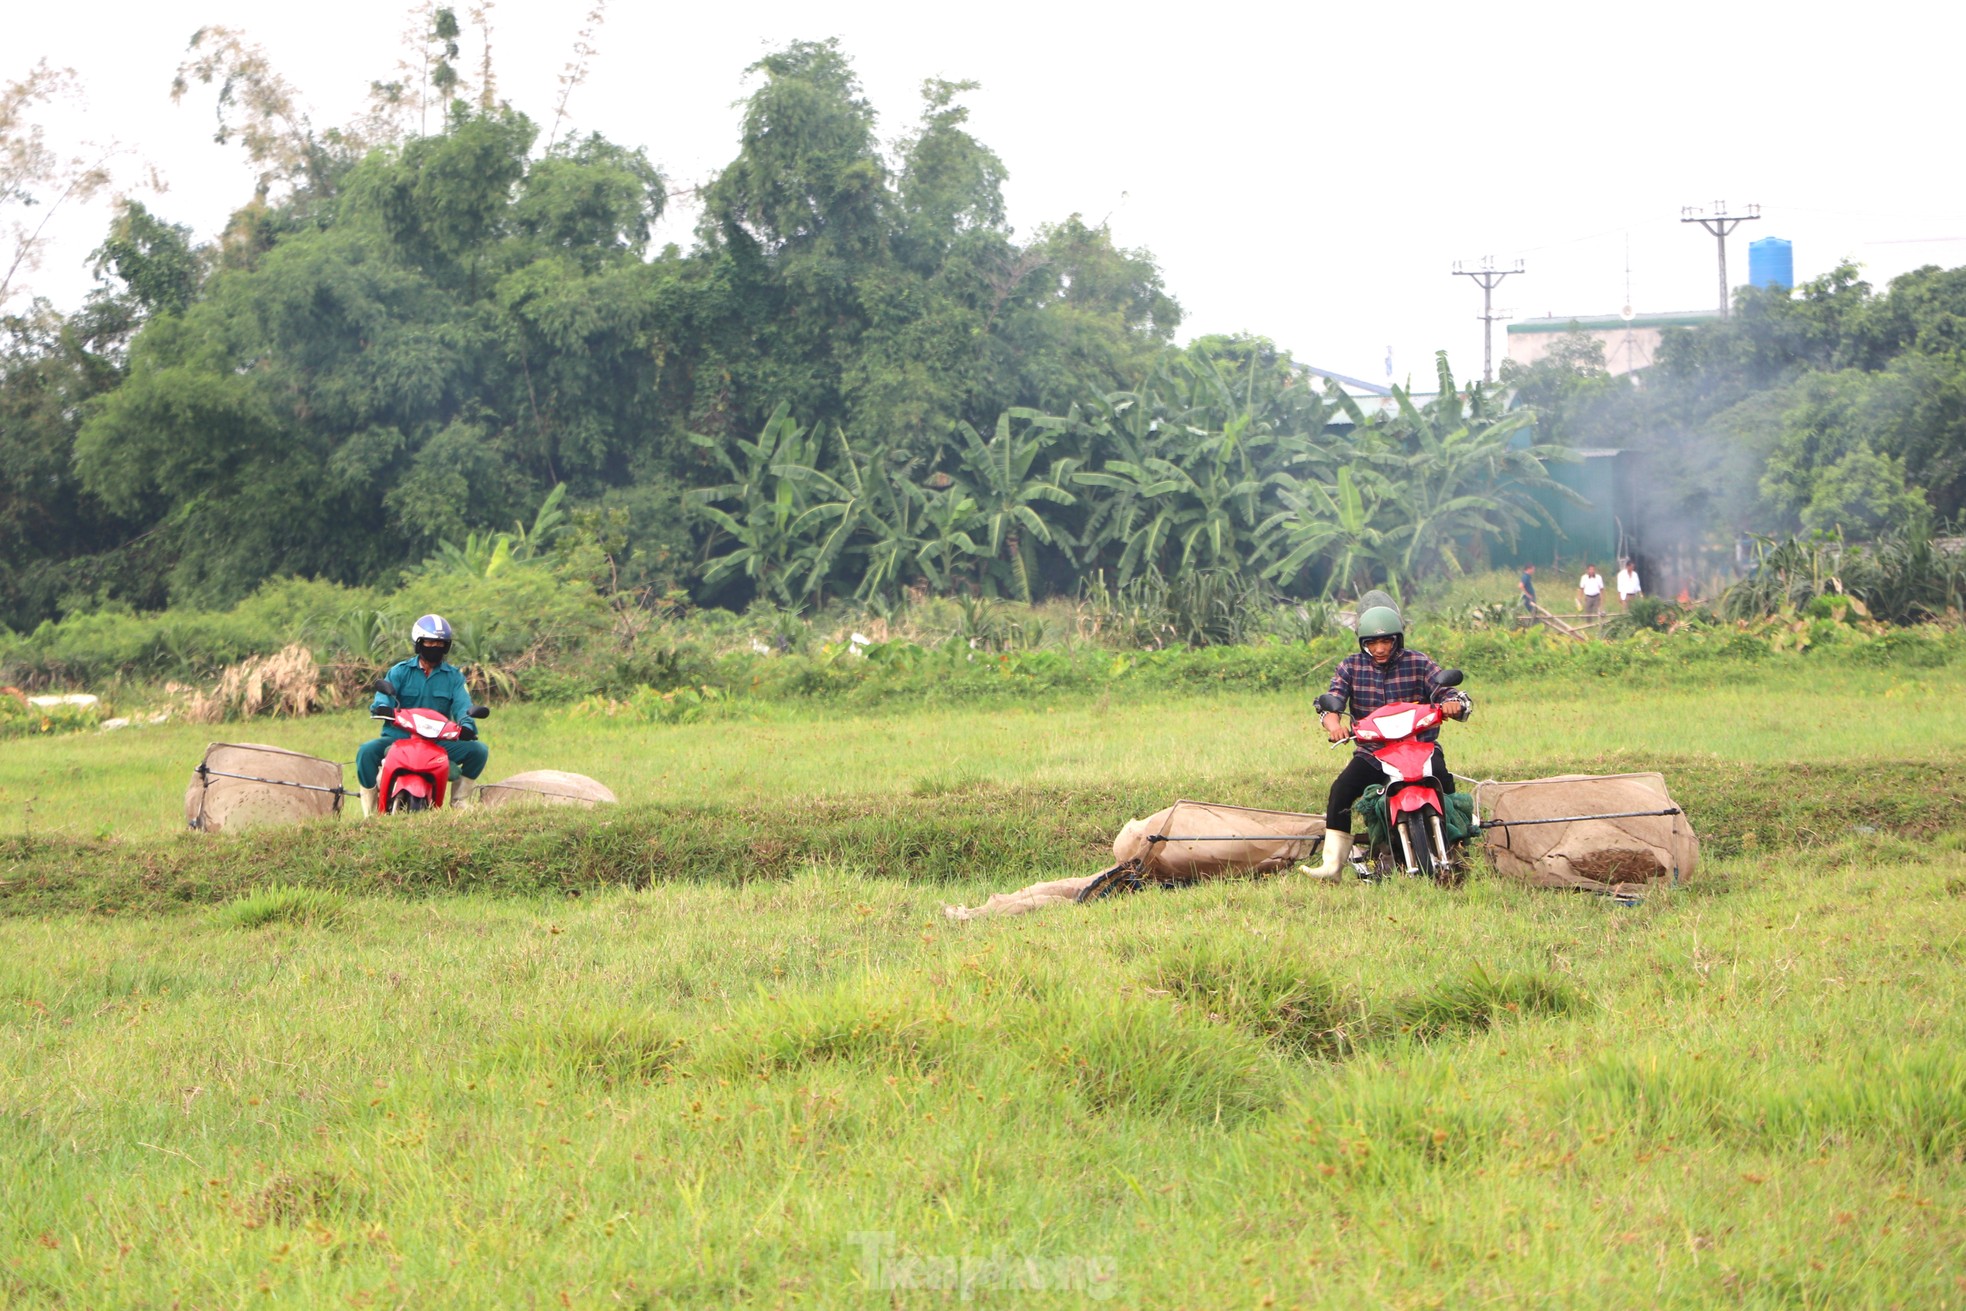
371 678 488 814
1317 668 1466 881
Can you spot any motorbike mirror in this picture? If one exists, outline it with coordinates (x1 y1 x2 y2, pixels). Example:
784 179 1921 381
1313 692 1347 715
372 677 398 697
469 705 490 720
1429 668 1464 688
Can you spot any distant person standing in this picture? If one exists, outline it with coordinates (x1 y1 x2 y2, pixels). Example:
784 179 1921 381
1577 564 1605 618
1617 559 1643 609
1519 564 1537 615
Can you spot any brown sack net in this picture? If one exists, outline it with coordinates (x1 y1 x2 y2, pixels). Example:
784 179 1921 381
1112 799 1325 883
1474 772 1698 896
476 770 618 809
185 742 345 833
945 799 1324 921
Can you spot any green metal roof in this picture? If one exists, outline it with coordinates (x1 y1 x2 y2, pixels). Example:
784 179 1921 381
1507 311 1719 334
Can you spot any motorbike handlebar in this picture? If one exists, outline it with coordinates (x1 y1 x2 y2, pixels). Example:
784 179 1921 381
370 708 479 738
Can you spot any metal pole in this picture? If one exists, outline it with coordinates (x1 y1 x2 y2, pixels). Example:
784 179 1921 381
1146 834 1325 844
1452 258 1525 384
1681 202 1759 319
1716 228 1729 320
195 764 352 797
1482 278 1495 382
1476 807 1681 830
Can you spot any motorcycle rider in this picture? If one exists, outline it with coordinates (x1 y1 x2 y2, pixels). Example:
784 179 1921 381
1304 604 1469 877
356 614 488 816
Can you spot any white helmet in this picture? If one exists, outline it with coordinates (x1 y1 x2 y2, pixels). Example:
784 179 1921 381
411 614 453 660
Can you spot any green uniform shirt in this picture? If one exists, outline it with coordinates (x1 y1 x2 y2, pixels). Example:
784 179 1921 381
371 658 478 740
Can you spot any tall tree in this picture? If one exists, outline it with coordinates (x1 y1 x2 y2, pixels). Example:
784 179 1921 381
2 62 117 311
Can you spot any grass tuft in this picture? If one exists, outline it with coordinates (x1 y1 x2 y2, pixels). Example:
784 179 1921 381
1144 939 1356 1058
502 1009 691 1085
214 884 347 929
1040 998 1280 1122
1391 964 1580 1040
1577 1053 1741 1136
704 979 964 1076
1757 1048 1966 1164
1277 1061 1512 1189
243 1170 366 1229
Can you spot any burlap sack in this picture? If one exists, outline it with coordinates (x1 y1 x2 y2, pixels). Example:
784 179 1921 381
943 876 1101 921
475 770 618 809
944 799 1324 921
1474 772 1698 895
1114 799 1325 883
185 743 345 832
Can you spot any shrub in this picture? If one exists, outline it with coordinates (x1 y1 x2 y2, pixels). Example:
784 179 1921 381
0 693 105 738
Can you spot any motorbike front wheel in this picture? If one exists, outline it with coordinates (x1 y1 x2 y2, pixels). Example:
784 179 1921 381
1399 811 1438 881
387 790 430 815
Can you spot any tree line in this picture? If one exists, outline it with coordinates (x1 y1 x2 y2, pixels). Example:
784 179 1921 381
0 32 1571 629
4 18 1960 636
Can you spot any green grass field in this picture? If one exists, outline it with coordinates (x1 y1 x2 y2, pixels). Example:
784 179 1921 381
4 658 1965 1307
5 661 1961 841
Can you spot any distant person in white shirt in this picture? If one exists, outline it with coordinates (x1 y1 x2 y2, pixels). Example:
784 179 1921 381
1616 560 1642 609
1577 564 1606 617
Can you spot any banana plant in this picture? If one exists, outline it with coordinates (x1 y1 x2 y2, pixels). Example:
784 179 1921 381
1366 352 1573 580
953 409 1078 603
1066 391 1185 582
685 403 826 606
851 449 934 602
1167 414 1270 576
914 482 983 592
772 428 928 604
508 482 568 560
1074 414 1269 584
423 482 571 578
1258 463 1398 596
1071 455 1187 584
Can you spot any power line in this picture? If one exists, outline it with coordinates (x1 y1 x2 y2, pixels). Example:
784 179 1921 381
1680 200 1759 317
1451 257 1524 384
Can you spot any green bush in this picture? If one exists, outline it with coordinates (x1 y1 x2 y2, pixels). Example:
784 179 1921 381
6 564 1961 707
0 694 105 738
0 569 611 691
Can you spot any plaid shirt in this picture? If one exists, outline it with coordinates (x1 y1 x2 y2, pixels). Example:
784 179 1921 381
1329 648 1451 721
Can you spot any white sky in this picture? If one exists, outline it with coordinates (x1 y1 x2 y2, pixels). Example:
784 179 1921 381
11 0 1964 386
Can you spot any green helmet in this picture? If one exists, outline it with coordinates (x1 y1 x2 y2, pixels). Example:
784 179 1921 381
1356 605 1405 656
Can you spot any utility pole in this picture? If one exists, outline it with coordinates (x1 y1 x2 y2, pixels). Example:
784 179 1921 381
1680 201 1759 318
1452 257 1524 384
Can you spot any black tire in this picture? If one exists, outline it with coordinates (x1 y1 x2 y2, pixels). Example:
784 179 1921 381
1401 811 1437 881
388 790 430 815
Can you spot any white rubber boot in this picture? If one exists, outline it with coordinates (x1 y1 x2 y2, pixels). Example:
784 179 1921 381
359 786 379 818
449 777 475 808
1300 831 1353 880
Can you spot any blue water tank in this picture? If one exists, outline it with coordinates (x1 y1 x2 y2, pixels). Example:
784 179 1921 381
1749 237 1793 290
